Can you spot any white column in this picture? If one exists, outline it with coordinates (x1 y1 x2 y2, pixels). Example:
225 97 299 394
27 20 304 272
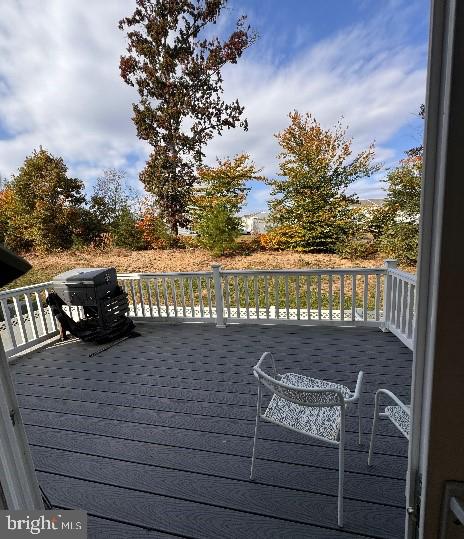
0 338 44 510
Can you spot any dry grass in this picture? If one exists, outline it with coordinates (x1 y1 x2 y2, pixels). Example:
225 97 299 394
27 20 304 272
5 247 416 290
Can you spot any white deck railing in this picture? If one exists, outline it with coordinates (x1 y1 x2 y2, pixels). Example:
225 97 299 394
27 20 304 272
0 260 416 358
0 282 59 358
382 261 416 350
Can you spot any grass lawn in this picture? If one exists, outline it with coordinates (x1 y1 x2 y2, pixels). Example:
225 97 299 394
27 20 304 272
4 247 415 290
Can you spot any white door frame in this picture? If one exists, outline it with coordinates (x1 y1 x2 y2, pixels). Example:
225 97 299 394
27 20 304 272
406 0 464 536
0 338 44 510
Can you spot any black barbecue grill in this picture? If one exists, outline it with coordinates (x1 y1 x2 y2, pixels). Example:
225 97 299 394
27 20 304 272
47 267 136 343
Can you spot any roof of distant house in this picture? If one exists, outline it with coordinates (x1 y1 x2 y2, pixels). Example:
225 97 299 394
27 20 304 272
241 211 270 219
356 198 385 207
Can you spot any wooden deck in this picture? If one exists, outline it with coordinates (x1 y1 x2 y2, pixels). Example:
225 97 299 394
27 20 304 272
11 323 412 538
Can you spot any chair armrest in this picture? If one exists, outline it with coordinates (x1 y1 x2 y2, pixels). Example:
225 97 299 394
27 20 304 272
375 388 409 414
254 352 279 379
345 371 364 403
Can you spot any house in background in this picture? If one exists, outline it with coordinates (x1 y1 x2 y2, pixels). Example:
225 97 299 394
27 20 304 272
240 211 270 234
241 201 385 235
356 198 385 209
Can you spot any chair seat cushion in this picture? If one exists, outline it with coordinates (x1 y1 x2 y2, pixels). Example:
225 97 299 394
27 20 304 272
385 405 410 438
263 373 352 442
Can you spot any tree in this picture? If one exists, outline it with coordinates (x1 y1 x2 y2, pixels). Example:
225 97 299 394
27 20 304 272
190 153 261 255
374 104 424 264
266 112 379 252
119 0 257 235
405 104 425 158
379 155 422 264
90 169 139 228
0 184 19 247
7 148 86 251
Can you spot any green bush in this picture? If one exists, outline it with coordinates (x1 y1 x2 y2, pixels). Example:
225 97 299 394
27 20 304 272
380 222 419 264
195 203 241 256
335 236 378 260
111 206 146 250
262 214 356 253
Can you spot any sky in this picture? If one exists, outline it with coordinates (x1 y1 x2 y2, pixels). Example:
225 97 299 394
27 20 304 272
0 0 429 213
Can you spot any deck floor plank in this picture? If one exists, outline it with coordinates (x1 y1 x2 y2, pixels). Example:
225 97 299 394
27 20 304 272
13 324 412 538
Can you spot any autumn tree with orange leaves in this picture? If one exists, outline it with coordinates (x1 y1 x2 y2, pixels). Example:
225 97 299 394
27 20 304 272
265 112 379 252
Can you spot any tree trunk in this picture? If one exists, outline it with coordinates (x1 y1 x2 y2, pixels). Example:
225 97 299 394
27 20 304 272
171 221 179 237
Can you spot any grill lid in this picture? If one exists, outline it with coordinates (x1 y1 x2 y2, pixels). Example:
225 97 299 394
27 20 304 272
53 268 116 286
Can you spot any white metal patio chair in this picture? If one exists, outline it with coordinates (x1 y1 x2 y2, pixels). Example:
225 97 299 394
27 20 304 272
368 389 410 466
250 352 364 527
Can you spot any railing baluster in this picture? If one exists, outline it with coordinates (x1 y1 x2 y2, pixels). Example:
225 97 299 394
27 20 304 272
244 275 250 319
375 274 381 322
306 275 311 320
146 279 154 318
154 278 161 317
253 276 259 319
24 292 38 340
197 277 204 318
129 280 137 316
398 279 404 329
34 290 48 335
12 295 27 344
264 275 270 319
408 283 415 338
285 275 290 319
0 298 17 349
44 289 57 331
295 275 300 320
328 274 333 321
162 276 170 317
275 275 280 319
224 276 231 319
391 277 398 326
206 276 213 318
340 274 345 322
137 279 145 318
188 277 195 318
234 275 240 319
351 274 356 321
179 277 186 317
363 274 369 322
401 282 408 333
317 275 322 320
171 277 178 317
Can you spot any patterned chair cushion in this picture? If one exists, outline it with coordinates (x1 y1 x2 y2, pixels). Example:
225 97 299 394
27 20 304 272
385 405 410 438
263 373 352 442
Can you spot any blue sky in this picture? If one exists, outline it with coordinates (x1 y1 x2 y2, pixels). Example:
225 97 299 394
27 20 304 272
0 0 429 212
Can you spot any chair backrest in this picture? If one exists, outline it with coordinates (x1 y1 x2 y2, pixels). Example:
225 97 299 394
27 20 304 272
253 352 345 408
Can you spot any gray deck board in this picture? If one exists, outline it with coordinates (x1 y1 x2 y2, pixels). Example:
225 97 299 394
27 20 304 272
12 323 412 538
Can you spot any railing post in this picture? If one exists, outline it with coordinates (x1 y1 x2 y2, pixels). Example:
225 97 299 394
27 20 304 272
382 259 398 332
212 264 225 328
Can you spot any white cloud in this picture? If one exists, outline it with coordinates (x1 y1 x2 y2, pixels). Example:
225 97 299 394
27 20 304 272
0 0 426 212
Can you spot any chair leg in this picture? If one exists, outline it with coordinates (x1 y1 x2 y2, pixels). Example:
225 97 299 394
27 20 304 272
357 400 362 445
368 393 380 466
338 438 344 527
250 413 260 480
250 385 262 480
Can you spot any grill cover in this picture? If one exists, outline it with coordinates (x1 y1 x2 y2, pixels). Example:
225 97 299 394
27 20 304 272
53 268 117 306
48 267 136 343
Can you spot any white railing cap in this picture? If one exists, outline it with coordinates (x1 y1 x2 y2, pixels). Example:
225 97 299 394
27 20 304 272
0 282 53 299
